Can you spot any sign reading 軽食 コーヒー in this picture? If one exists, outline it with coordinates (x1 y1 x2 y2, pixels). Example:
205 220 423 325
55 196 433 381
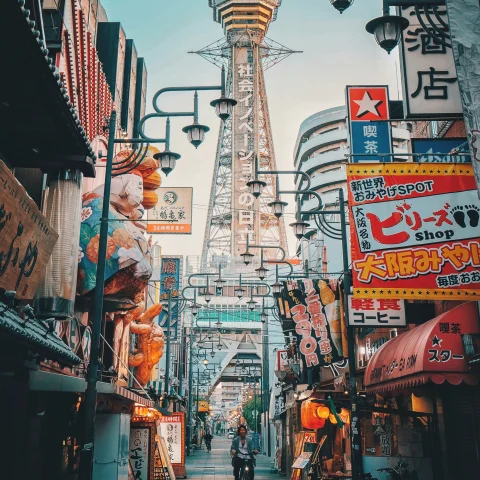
348 163 480 300
0 160 58 299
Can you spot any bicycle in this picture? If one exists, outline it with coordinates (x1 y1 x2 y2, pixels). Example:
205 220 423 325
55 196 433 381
237 455 254 480
377 460 419 480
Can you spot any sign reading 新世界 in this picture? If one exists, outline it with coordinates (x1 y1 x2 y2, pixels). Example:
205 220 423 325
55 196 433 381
0 160 58 299
347 297 406 327
347 163 480 300
147 187 192 234
346 86 392 163
399 6 462 118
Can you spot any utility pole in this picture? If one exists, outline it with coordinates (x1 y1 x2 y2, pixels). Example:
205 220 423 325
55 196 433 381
187 328 194 455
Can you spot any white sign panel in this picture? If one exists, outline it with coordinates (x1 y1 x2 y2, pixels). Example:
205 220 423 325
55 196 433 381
276 350 289 371
129 427 150 480
147 187 192 234
157 414 184 465
348 297 406 327
399 6 462 117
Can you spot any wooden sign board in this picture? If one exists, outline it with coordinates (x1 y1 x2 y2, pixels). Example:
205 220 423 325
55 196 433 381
0 161 58 298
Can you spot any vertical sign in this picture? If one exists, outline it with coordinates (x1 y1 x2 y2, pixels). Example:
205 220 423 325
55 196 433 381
399 6 462 117
233 46 258 256
157 412 185 467
147 187 193 234
346 86 392 163
276 350 289 371
159 255 183 339
130 426 151 480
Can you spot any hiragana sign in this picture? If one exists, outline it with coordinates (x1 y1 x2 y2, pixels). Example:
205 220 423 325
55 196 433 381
398 6 462 118
346 86 392 163
347 297 406 327
347 163 480 300
158 255 183 339
157 413 185 467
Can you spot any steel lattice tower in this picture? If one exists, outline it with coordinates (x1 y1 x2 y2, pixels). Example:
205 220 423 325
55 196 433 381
199 0 295 267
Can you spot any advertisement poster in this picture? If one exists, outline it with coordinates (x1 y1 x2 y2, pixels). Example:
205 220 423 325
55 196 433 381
129 426 152 480
147 187 192 234
347 163 480 299
157 413 185 467
282 278 344 367
158 256 183 339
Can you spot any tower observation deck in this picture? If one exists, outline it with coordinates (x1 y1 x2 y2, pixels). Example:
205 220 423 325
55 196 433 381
201 1 289 267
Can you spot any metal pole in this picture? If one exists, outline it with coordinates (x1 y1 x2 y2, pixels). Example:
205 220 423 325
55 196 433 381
78 111 116 480
178 326 185 397
339 188 363 480
164 290 172 407
187 329 194 456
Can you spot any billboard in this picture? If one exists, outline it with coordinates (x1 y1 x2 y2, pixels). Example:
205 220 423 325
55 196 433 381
347 163 480 300
346 86 392 163
281 278 345 367
158 256 183 339
398 6 462 118
147 187 192 234
347 297 406 327
412 138 471 163
157 413 185 467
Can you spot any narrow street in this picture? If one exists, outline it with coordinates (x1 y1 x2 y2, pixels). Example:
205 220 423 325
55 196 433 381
186 437 278 480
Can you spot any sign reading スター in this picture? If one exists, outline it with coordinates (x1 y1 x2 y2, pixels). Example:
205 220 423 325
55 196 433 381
347 163 480 300
147 187 192 234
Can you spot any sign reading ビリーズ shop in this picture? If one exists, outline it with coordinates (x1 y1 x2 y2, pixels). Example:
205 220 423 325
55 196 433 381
0 160 58 298
347 163 480 299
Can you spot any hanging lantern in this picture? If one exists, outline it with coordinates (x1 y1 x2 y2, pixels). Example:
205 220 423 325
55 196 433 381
301 399 326 430
316 405 330 419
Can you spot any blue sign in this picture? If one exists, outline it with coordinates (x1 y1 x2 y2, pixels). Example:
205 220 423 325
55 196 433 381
412 138 471 163
350 121 392 162
159 256 183 339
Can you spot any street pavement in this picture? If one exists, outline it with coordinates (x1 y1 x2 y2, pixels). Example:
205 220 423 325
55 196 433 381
185 436 279 480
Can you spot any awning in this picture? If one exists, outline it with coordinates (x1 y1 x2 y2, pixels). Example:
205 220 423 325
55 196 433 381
364 302 480 394
29 370 155 408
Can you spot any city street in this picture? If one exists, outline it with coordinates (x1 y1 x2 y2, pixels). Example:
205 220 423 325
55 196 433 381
186 437 276 480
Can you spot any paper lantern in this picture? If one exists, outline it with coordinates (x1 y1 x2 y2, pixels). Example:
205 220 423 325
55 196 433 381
301 400 326 430
317 406 330 419
144 171 162 190
142 191 159 210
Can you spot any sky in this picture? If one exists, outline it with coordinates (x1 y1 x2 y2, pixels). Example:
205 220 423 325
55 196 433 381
101 0 401 261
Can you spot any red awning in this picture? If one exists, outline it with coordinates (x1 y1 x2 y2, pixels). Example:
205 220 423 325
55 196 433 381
364 302 480 394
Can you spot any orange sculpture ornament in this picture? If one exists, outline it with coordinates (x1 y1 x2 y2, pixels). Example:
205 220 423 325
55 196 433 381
128 303 165 387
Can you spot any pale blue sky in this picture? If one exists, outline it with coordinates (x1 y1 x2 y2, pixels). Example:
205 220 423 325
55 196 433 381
102 0 400 259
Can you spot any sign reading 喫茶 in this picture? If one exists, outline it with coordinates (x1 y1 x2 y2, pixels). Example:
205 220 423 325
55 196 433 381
157 413 185 467
398 6 462 118
147 187 192 234
347 163 480 300
347 297 406 327
282 279 344 367
158 255 183 339
0 160 58 298
346 86 392 163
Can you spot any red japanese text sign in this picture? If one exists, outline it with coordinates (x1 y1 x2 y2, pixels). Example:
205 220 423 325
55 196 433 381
348 297 406 327
347 163 480 300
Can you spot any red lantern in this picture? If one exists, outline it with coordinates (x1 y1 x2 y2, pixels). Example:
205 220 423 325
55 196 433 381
301 399 326 430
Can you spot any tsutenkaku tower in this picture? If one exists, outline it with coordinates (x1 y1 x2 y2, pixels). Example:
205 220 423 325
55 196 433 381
201 0 290 265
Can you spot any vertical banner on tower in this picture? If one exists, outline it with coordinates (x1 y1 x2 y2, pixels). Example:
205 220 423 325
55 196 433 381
233 46 257 256
158 255 183 339
346 86 392 163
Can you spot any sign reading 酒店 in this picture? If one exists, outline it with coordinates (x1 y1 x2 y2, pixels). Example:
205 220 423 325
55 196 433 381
347 163 480 300
0 161 58 298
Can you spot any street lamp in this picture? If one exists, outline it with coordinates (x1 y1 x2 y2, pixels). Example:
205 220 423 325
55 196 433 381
247 299 257 311
329 0 354 14
204 290 213 303
260 312 268 324
268 199 288 218
271 281 282 295
210 95 237 121
246 177 267 198
255 265 269 281
290 219 310 239
203 358 209 365
240 250 254 266
235 285 246 298
190 303 200 317
154 148 181 177
183 121 210 148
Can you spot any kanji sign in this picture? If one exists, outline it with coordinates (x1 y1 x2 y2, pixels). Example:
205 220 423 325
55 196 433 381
282 279 344 367
130 426 152 480
347 163 480 300
412 138 471 163
147 187 192 234
158 255 183 339
276 349 289 371
157 413 185 467
346 86 392 163
347 297 406 327
399 6 462 117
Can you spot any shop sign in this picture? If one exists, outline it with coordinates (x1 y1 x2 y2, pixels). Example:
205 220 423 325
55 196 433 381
147 187 193 234
282 278 344 367
346 86 392 163
0 161 58 298
398 6 462 118
157 412 185 466
347 163 480 300
412 138 471 163
197 401 209 413
274 395 286 417
347 297 406 327
129 426 151 480
158 255 183 339
276 350 289 371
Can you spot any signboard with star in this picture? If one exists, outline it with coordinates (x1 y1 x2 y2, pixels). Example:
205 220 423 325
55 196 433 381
346 86 393 163
398 6 462 118
347 163 480 300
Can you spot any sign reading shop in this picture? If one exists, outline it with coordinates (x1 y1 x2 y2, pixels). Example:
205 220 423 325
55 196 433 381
0 161 58 298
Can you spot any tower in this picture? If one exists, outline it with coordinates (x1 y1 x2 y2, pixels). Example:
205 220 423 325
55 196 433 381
200 0 292 266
